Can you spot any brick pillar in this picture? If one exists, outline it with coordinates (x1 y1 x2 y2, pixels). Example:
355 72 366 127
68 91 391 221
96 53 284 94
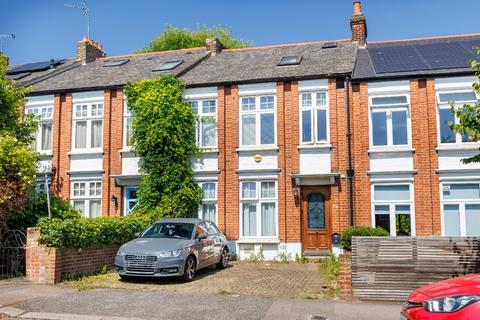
277 82 287 241
217 86 227 233
351 82 370 226
224 86 239 240
26 228 61 284
330 79 350 233
284 82 301 242
52 93 72 199
339 251 353 297
411 79 440 235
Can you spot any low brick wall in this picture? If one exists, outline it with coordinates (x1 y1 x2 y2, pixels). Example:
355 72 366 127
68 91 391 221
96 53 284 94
338 251 353 298
26 228 120 284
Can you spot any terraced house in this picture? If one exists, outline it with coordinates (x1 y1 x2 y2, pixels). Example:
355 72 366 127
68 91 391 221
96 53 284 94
6 1 480 259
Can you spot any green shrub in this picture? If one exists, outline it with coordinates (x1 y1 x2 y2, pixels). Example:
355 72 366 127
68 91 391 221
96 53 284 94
341 226 389 250
6 193 81 232
37 215 151 249
319 254 340 290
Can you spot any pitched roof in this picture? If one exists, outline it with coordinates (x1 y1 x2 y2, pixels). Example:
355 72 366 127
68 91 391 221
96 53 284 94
29 48 209 94
6 58 80 87
353 34 480 80
181 40 358 86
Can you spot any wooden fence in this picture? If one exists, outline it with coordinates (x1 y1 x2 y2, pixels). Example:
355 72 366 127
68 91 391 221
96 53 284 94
351 236 480 301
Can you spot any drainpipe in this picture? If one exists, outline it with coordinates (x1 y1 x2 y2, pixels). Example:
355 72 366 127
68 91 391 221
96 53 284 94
346 76 355 226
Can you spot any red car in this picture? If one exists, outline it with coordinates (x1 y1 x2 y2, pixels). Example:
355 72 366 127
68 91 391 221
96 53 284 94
401 274 480 320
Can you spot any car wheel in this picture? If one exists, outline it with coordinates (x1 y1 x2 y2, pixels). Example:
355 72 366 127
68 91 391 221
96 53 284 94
182 255 196 282
216 248 229 269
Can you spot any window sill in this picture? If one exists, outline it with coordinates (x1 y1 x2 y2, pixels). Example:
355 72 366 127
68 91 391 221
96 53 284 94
297 144 332 150
436 143 480 151
236 238 280 244
68 150 104 156
38 151 53 156
199 148 219 154
368 147 415 154
236 146 279 153
119 148 134 154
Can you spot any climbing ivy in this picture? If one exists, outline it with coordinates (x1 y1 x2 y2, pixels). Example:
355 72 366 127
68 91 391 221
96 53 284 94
125 75 202 220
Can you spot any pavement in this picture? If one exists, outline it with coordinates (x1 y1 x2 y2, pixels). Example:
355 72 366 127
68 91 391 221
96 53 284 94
0 283 402 320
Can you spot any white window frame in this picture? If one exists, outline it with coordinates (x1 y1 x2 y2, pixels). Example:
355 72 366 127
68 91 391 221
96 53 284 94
70 180 102 218
239 180 278 239
72 102 104 151
123 100 134 149
368 94 411 149
239 95 277 147
440 182 480 236
299 91 329 144
190 99 218 149
197 182 218 224
436 89 478 145
370 182 416 236
26 105 54 153
124 186 138 216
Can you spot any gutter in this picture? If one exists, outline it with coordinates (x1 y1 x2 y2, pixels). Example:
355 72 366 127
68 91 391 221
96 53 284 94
346 76 355 226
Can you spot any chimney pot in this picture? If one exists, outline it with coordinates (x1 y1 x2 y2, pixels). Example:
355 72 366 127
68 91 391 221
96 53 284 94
353 1 361 14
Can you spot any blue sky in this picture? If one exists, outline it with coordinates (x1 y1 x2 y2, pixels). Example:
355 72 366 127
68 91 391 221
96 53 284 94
1 0 479 64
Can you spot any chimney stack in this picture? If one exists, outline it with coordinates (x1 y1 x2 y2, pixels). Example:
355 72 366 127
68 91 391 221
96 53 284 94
205 38 224 56
77 36 105 65
350 1 367 47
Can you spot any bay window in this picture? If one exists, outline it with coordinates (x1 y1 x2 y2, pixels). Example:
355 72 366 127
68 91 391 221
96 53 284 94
372 184 413 236
26 106 53 152
300 91 328 144
240 96 275 146
198 182 217 222
441 183 480 236
240 181 277 237
71 180 102 218
437 91 477 144
191 99 217 148
73 103 103 150
370 96 410 147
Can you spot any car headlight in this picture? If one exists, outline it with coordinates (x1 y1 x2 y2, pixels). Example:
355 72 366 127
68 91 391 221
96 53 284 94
117 251 126 256
158 250 182 258
424 295 480 313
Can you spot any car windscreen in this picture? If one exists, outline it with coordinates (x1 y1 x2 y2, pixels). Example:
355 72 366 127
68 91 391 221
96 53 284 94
142 223 194 240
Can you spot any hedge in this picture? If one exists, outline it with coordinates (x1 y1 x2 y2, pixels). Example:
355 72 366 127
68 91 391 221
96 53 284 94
341 226 389 250
36 215 151 249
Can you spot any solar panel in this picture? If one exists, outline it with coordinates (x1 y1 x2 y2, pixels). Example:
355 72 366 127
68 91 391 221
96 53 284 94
278 55 302 66
322 42 337 49
103 59 129 67
369 38 480 74
7 59 64 75
152 60 183 71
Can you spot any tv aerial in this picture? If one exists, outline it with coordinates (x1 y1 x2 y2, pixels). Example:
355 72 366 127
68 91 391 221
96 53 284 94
0 34 15 53
65 2 91 38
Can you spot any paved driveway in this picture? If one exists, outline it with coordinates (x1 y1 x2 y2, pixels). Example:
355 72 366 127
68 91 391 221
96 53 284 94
63 261 331 299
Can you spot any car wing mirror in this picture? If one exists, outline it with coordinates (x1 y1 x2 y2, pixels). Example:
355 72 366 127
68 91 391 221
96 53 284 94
197 233 207 241
134 232 141 238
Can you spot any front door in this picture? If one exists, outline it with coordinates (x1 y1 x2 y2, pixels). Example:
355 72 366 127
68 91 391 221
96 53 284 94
301 187 331 253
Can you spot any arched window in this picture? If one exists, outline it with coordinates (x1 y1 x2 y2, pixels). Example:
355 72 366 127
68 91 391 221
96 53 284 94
308 193 325 229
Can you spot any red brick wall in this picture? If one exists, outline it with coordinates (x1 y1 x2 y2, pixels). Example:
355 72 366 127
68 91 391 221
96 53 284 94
26 228 120 284
329 79 351 233
411 79 441 236
351 82 371 227
102 89 124 216
339 251 353 297
277 82 287 241
284 81 301 242
217 86 227 234
224 86 239 240
51 93 72 199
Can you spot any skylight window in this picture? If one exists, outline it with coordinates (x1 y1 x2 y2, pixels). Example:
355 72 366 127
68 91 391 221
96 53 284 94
322 42 337 49
152 60 183 71
277 55 302 66
103 59 129 67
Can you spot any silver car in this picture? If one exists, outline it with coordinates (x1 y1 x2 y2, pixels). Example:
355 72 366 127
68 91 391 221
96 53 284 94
114 218 229 281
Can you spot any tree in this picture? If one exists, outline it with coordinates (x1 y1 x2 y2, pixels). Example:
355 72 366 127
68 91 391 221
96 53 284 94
125 75 202 220
0 54 39 234
450 47 480 164
137 25 252 53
